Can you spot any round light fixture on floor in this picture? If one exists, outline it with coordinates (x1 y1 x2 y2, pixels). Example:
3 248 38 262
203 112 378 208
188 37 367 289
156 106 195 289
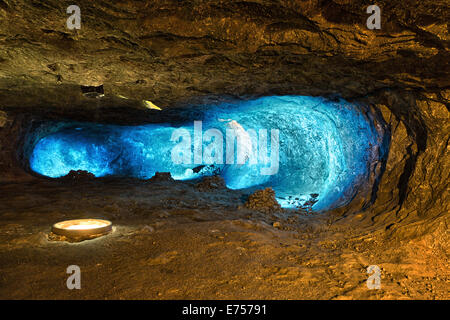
52 219 112 239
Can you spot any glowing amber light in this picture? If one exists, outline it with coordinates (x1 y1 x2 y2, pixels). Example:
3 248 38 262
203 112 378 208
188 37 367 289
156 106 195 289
52 219 112 238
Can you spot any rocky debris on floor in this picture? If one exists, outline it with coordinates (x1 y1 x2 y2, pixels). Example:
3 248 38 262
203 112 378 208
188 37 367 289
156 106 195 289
297 193 320 214
58 170 95 183
244 188 281 213
192 165 223 176
281 193 320 214
195 175 227 191
148 172 174 182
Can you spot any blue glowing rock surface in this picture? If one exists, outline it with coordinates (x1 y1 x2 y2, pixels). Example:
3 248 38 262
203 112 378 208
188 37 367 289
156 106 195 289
30 96 381 210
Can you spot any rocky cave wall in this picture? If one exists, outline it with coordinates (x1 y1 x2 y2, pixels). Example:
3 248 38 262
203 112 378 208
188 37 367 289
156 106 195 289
0 0 448 236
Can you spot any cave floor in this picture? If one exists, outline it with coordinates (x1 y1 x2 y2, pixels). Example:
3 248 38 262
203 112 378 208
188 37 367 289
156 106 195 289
0 179 448 300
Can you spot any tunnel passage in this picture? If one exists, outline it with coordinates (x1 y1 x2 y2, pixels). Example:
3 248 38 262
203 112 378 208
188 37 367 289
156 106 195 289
28 96 388 210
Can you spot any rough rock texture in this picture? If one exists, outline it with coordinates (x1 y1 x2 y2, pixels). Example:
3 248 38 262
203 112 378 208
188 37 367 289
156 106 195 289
0 0 448 106
0 0 448 299
58 169 96 183
148 171 174 183
195 175 227 191
0 0 446 233
245 187 282 213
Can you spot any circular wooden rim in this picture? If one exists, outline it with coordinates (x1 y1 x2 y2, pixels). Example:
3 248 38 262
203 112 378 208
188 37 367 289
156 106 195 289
51 219 112 238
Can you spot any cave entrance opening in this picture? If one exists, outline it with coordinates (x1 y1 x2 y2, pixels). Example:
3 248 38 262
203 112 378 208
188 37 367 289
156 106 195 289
28 96 385 210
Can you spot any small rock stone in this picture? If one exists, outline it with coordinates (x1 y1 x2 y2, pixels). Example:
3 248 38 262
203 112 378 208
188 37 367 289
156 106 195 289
244 187 281 213
148 172 174 182
195 175 227 191
59 170 95 183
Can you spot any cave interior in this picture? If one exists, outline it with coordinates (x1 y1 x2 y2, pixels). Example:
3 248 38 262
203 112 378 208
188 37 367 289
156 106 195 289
0 0 448 300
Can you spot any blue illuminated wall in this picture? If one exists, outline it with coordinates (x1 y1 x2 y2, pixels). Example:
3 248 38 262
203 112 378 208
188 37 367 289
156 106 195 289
29 96 383 210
